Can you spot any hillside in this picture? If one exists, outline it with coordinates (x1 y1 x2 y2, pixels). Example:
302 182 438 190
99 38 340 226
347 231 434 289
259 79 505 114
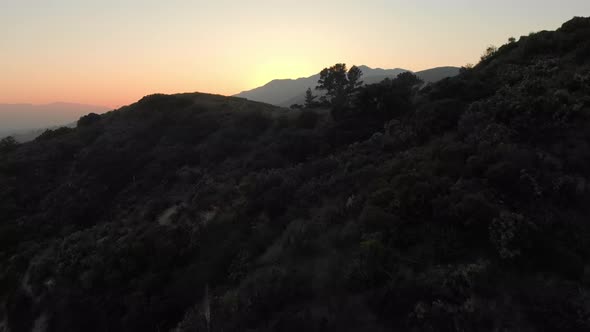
2 17 590 332
235 66 459 107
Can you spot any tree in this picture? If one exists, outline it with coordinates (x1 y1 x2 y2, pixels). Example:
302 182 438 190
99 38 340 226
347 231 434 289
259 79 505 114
480 45 498 62
78 113 102 127
304 88 318 109
316 64 363 108
459 63 474 75
355 72 423 118
346 66 364 94
394 71 423 87
0 136 18 153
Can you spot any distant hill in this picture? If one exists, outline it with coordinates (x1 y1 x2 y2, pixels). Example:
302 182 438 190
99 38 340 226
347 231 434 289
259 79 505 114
235 65 459 106
0 102 109 138
2 122 77 142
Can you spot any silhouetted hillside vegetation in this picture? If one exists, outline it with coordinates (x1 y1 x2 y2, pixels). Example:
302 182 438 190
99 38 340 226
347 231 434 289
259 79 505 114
235 66 459 107
2 17 590 332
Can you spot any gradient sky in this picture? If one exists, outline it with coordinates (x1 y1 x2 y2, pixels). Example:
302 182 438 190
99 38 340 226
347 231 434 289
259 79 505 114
1 1 589 108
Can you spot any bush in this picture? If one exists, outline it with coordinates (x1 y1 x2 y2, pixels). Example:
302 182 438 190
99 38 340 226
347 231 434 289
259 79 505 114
295 110 320 129
0 136 18 153
78 113 102 127
35 127 75 141
489 211 534 260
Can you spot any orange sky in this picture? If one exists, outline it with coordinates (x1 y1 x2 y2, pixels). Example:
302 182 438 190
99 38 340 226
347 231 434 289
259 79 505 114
1 1 589 108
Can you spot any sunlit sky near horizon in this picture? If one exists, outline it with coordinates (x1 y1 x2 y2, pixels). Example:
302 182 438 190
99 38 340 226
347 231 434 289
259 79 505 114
1 0 589 108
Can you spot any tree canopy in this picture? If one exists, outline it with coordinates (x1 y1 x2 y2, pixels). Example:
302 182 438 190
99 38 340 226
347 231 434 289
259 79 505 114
0 136 18 153
304 87 317 108
316 63 363 107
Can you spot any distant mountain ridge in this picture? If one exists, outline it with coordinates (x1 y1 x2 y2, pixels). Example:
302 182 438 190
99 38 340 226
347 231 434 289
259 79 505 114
234 65 460 106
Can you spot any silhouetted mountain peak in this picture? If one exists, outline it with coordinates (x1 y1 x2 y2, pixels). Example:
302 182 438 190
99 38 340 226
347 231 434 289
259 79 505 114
235 65 459 106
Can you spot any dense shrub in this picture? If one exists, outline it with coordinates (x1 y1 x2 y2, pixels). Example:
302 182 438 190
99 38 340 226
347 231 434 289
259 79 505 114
2 18 590 332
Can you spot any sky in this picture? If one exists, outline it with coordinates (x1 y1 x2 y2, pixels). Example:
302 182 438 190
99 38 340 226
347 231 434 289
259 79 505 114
1 0 589 108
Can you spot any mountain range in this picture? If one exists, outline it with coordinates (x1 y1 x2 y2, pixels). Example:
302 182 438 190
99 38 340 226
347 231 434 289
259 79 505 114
234 65 460 106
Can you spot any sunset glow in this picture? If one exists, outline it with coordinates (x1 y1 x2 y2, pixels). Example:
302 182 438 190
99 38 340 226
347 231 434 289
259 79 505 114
1 0 589 108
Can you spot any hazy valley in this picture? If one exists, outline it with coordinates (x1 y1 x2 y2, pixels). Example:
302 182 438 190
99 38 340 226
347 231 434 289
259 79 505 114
0 103 109 142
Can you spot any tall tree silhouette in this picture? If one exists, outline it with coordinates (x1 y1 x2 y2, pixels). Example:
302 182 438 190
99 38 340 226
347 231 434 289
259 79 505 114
316 63 363 107
304 88 317 108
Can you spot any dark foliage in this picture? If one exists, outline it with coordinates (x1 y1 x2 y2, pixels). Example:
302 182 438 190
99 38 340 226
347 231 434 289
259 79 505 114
77 112 102 127
0 136 18 153
2 17 590 332
316 63 363 109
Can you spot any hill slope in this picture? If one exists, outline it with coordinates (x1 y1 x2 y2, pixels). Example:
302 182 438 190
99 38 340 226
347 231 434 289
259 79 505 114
2 17 590 332
235 65 459 107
